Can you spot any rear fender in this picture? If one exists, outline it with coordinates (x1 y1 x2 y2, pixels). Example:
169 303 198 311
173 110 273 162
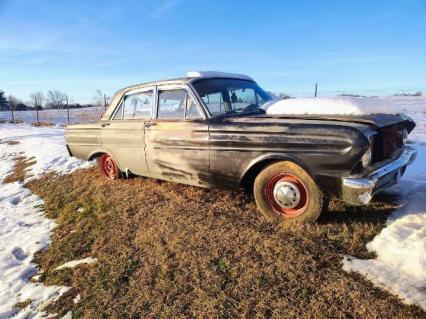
88 149 124 171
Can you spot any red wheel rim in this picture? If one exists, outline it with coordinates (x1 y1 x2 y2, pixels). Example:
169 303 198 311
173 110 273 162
99 154 117 179
264 172 309 218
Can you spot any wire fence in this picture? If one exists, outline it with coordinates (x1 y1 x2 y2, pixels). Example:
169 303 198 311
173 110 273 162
0 106 106 126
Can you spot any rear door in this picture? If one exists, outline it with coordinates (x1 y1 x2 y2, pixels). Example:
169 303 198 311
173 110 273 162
100 88 154 175
144 85 210 187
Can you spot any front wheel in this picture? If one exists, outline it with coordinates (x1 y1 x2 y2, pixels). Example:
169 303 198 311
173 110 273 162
98 154 123 180
253 161 323 224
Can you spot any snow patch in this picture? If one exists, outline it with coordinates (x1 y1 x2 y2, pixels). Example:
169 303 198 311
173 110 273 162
343 144 426 311
73 294 81 304
0 124 92 318
60 311 73 319
263 97 402 115
0 124 92 180
54 257 97 271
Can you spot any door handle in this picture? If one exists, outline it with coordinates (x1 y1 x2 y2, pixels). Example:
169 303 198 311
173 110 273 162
144 122 156 128
101 123 110 127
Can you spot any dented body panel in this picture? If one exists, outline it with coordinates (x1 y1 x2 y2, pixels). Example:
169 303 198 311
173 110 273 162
144 120 210 187
208 116 374 194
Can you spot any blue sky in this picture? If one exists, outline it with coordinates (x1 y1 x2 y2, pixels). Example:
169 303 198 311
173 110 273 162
1 0 425 103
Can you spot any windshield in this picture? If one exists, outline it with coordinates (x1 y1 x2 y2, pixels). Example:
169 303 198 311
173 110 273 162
192 79 272 116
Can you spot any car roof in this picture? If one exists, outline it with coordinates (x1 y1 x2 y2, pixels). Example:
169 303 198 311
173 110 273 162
119 71 255 92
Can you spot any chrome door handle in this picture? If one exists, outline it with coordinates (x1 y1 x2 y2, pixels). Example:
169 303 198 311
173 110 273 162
144 122 156 128
101 122 110 127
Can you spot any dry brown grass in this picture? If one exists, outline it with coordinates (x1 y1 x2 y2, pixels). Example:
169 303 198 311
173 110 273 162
3 156 36 183
32 121 54 127
0 140 20 145
26 168 426 319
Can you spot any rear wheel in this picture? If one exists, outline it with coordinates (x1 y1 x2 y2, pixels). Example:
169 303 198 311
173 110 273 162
98 154 123 180
253 161 323 224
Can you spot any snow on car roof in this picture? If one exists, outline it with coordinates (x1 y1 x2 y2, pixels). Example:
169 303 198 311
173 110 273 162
186 71 254 81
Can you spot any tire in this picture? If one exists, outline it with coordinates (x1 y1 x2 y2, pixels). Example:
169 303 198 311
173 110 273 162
253 161 323 224
97 153 123 180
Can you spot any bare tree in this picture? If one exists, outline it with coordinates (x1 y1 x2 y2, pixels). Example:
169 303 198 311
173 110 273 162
46 90 66 109
30 91 44 124
95 89 111 111
7 95 19 123
30 91 44 110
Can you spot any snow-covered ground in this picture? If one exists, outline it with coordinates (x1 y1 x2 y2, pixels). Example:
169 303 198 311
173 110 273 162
0 106 105 125
0 124 92 318
342 96 426 311
343 145 426 310
0 96 424 316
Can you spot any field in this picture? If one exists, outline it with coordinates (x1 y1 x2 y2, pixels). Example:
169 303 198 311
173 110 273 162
0 106 105 126
0 96 425 318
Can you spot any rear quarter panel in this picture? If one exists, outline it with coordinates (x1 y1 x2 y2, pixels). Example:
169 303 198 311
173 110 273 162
65 123 102 160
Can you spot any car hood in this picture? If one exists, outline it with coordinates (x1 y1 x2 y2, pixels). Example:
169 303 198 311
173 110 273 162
241 112 416 132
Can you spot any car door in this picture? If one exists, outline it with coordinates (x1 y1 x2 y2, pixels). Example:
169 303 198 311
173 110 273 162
100 88 154 176
144 85 210 187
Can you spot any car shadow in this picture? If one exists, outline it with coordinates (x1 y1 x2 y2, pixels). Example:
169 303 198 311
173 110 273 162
318 191 401 225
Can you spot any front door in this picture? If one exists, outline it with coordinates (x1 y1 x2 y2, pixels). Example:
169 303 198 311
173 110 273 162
144 87 210 187
101 88 154 175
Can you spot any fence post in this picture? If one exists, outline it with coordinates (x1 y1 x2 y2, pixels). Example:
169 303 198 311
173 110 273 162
66 102 70 125
35 107 40 125
11 105 15 124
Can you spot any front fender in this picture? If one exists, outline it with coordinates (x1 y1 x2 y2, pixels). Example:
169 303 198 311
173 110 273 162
238 153 315 189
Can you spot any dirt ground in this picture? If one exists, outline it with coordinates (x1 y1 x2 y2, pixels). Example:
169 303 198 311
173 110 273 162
26 167 426 319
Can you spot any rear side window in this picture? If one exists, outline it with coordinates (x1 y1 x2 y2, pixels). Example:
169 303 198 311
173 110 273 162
158 90 186 119
115 90 153 120
157 89 202 120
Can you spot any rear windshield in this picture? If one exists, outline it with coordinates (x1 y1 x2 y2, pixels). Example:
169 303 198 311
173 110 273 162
192 79 272 116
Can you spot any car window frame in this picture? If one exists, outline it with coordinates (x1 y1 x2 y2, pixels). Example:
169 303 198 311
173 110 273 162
111 86 155 121
153 84 206 122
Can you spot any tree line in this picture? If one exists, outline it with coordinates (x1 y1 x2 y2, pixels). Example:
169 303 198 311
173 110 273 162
0 89 111 112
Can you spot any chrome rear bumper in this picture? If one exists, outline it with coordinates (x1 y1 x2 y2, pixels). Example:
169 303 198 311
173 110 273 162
341 146 417 205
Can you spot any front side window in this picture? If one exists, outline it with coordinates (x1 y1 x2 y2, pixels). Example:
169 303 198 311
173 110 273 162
116 90 153 120
192 79 272 117
157 89 202 120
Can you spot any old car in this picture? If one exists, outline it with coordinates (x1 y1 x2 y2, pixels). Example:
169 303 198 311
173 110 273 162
65 71 417 224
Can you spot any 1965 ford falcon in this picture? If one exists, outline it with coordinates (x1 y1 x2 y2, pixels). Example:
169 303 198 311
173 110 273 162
65 71 417 224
